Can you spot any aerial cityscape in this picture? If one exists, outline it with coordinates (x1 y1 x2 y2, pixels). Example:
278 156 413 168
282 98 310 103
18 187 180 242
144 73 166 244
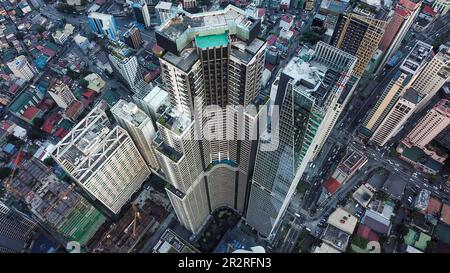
0 0 449 256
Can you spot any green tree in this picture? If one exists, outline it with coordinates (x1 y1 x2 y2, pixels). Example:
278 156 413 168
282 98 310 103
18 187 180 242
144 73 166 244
28 128 43 140
43 157 55 167
36 25 46 34
79 79 89 89
0 167 12 180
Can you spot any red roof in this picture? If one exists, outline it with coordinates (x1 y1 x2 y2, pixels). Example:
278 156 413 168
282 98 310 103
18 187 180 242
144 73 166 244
8 84 19 94
325 178 341 194
399 0 420 11
425 197 442 216
41 113 62 134
257 8 265 18
282 15 293 24
152 44 164 55
395 7 411 17
54 128 68 139
267 35 277 46
423 5 438 16
357 224 380 242
65 100 84 120
95 0 106 4
22 106 40 121
11 151 25 166
83 89 96 99
265 63 275 71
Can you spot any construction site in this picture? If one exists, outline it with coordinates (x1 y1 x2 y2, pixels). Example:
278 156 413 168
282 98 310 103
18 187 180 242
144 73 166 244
87 180 172 253
6 156 106 246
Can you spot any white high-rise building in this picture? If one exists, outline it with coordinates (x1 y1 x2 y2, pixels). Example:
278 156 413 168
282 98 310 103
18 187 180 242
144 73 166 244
52 106 151 215
48 80 76 109
411 46 450 111
111 100 160 170
7 55 38 81
108 43 141 89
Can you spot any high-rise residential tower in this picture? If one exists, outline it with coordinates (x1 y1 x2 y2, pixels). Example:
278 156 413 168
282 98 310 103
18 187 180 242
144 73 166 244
153 5 267 233
246 42 357 238
52 106 151 215
88 12 118 40
132 0 151 27
7 55 38 81
360 41 434 146
108 42 142 89
48 80 76 109
124 25 143 49
111 99 160 170
410 46 450 111
402 99 450 149
330 8 387 77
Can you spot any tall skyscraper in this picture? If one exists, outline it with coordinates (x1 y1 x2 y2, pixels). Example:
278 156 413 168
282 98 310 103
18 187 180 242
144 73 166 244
7 55 38 81
246 42 357 238
48 80 76 109
154 5 267 233
0 201 37 253
330 8 387 77
402 99 450 149
376 0 422 74
52 106 151 215
108 42 142 89
132 0 151 27
360 41 434 146
111 99 160 170
410 46 450 111
124 25 143 49
88 12 118 40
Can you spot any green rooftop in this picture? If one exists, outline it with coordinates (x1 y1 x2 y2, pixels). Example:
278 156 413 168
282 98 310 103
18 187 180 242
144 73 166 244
195 33 229 49
401 146 424 162
415 233 431 251
404 229 417 246
57 199 106 245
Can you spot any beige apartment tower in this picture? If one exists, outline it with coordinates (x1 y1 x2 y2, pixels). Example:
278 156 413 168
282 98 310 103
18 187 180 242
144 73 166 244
403 99 450 149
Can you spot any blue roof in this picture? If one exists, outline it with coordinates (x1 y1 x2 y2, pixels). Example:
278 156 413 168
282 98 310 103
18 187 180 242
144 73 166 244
425 158 443 171
2 143 17 154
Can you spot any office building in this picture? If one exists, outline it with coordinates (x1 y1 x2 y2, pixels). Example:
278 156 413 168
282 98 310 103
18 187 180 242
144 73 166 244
52 106 151 215
108 42 141 88
331 8 387 77
124 25 143 49
246 42 357 238
0 201 37 253
377 0 422 73
48 80 76 109
111 100 160 170
7 55 38 81
154 5 266 233
88 12 118 40
360 41 434 145
132 0 151 27
403 99 450 149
